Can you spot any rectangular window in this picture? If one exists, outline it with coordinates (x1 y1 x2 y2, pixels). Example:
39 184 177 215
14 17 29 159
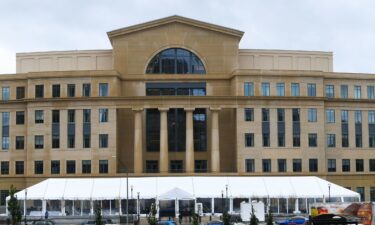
1 112 9 150
194 160 208 173
2 137 9 150
340 85 348 98
35 110 44 123
170 160 183 173
357 187 365 201
278 159 287 172
309 159 318 172
308 108 317 122
82 83 91 97
1 161 9 175
292 108 300 147
308 133 318 147
327 159 336 172
293 159 302 172
307 83 316 97
68 109 75 123
326 109 335 123
325 85 335 98
35 84 44 98
83 135 90 148
2 87 9 101
244 108 254 121
261 82 270 96
51 160 60 174
67 84 75 97
245 133 254 147
367 85 375 99
15 136 24 150
52 110 60 123
369 159 375 172
342 159 351 172
68 135 75 148
291 83 300 97
369 111 375 124
16 111 25 125
99 134 108 148
354 85 361 99
15 161 24 175
355 110 362 124
66 160 76 174
277 108 285 122
245 159 255 172
83 109 91 123
356 159 364 172
262 108 270 147
371 187 375 202
99 108 108 123
341 110 348 123
244 82 254 96
99 160 108 174
52 135 60 149
277 108 285 147
342 134 349 148
145 160 159 173
327 134 336 147
52 84 60 98
262 159 271 172
276 83 285 96
99 83 109 97
262 108 270 122
34 160 43 174
16 86 25 99
278 133 285 147
34 135 44 149
82 160 91 174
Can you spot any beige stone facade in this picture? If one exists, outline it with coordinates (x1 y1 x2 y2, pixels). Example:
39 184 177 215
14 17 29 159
0 16 374 203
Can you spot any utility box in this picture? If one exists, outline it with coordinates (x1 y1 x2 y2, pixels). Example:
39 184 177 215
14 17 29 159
240 201 265 222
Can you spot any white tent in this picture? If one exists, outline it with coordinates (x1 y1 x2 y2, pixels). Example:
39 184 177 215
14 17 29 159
8 176 359 201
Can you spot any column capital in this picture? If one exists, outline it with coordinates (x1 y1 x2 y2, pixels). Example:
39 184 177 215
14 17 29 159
132 107 144 112
209 107 222 111
184 107 195 112
158 107 169 112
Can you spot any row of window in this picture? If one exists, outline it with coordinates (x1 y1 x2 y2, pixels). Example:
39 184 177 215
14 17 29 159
1 83 109 100
145 159 208 173
1 134 109 150
245 158 375 173
244 82 375 99
0 160 109 175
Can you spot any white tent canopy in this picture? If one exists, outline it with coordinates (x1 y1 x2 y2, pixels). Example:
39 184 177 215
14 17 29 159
8 176 359 201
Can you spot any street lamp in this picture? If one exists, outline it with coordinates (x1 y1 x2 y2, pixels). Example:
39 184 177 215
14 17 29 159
221 190 224 215
328 183 331 203
225 185 228 212
137 192 140 224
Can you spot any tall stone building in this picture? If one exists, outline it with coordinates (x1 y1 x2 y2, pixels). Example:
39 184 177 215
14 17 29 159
0 16 374 207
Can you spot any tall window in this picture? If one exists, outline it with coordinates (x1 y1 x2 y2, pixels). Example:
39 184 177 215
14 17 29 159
308 108 317 122
325 85 334 98
369 111 375 147
293 159 302 172
146 48 205 74
326 109 335 123
341 110 349 147
327 159 336 172
99 134 108 148
2 87 9 101
52 84 60 98
34 135 44 149
262 109 270 147
356 159 364 172
99 160 109 174
15 136 24 150
99 83 108 97
291 83 300 97
307 83 316 97
340 85 348 98
99 108 108 123
367 85 375 99
262 159 271 172
193 109 207 151
82 83 91 97
16 111 25 125
342 159 351 172
245 159 255 172
292 109 300 147
309 159 318 172
355 110 362 148
278 159 287 172
51 160 60 174
354 86 361 99
67 84 75 97
34 161 43 174
16 87 25 99
277 109 285 147
35 85 44 98
308 133 317 147
2 112 10 150
35 110 44 124
245 133 254 147
261 83 270 96
15 161 24 175
357 187 365 201
82 160 91 174
1 161 9 175
244 108 254 121
327 134 336 148
276 83 285 96
244 82 254 96
66 160 76 174
369 159 375 172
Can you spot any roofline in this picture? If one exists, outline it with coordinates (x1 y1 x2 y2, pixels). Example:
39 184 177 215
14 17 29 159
107 15 244 43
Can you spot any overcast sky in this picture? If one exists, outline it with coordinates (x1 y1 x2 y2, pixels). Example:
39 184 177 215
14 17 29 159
0 0 374 74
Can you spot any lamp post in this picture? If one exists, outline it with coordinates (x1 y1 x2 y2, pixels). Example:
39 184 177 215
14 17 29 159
137 192 140 224
328 183 331 203
225 185 228 212
24 188 27 225
221 190 224 215
126 169 129 225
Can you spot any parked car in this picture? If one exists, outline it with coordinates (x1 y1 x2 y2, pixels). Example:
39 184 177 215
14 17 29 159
206 220 224 225
81 218 113 225
157 220 177 225
32 220 55 225
276 216 308 225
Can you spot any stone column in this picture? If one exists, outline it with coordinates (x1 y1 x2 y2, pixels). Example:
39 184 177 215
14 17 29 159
159 108 169 173
210 107 221 173
133 108 143 174
185 108 195 173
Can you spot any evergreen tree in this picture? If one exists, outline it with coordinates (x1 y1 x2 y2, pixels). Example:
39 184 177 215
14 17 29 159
7 185 21 225
191 212 199 225
147 203 157 225
249 205 259 225
95 206 103 225
266 208 273 225
222 211 231 225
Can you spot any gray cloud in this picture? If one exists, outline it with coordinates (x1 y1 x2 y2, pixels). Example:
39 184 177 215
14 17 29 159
0 0 374 74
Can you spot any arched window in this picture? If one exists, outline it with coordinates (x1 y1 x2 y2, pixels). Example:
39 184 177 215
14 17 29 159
146 48 206 74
